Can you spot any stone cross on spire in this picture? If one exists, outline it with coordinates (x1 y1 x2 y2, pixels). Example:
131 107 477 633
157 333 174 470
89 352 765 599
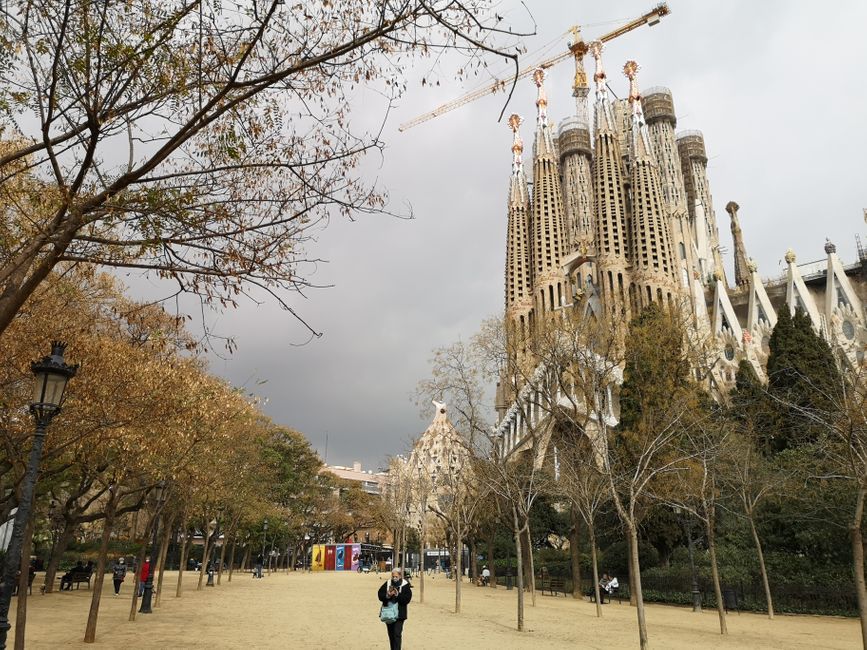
533 68 548 126
508 113 524 175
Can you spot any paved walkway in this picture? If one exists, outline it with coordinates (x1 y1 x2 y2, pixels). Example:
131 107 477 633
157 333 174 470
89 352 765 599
10 570 861 648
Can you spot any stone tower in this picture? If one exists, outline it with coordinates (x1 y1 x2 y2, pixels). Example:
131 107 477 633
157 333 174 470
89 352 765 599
623 60 677 309
677 130 724 284
530 69 570 317
589 42 631 314
504 114 534 347
558 118 594 258
642 87 697 293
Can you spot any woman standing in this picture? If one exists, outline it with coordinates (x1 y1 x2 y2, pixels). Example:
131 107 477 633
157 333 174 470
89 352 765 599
378 569 412 650
111 557 126 595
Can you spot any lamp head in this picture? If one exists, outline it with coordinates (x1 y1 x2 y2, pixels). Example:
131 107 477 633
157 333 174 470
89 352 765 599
30 341 78 422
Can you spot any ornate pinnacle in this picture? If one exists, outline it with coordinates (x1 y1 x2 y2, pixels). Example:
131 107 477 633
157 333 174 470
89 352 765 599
824 238 837 254
589 41 607 97
508 114 524 173
533 68 548 126
785 248 797 264
747 258 758 273
623 60 644 122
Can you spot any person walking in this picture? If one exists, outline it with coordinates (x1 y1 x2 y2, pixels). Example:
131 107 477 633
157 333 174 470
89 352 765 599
255 554 264 579
111 558 127 596
378 569 412 650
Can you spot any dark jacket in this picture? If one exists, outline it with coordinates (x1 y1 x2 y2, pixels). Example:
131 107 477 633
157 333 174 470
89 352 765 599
378 579 412 621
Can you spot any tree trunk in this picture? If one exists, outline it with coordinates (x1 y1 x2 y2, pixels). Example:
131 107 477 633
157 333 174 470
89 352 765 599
43 522 75 594
454 536 462 614
154 523 172 608
851 485 867 650
524 522 536 607
13 517 34 650
469 538 478 583
217 529 230 585
227 537 237 582
128 519 151 621
176 527 189 598
589 522 602 618
705 508 728 635
290 544 297 572
512 507 525 632
747 510 774 619
487 536 497 587
627 531 637 606
240 545 251 573
392 528 401 572
197 519 211 590
84 500 116 643
569 506 582 599
627 525 649 650
419 527 426 604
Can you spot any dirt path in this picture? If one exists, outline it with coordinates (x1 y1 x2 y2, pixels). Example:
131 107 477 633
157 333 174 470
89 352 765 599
10 570 860 648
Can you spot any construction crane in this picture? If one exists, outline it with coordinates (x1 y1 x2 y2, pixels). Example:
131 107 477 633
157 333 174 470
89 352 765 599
398 3 670 132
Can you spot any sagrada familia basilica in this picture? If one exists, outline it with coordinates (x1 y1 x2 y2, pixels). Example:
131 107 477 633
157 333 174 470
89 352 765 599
493 41 866 453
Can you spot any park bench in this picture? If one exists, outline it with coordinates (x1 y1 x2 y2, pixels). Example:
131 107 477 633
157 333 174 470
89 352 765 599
538 568 567 597
69 569 93 590
543 576 567 597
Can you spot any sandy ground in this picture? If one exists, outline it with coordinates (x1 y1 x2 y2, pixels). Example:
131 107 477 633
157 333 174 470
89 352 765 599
9 569 861 649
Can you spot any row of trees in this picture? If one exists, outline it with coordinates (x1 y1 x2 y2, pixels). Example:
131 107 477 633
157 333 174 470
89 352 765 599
0 268 385 645
407 304 866 650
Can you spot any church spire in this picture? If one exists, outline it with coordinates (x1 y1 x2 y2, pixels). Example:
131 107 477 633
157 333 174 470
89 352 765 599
505 114 533 345
530 71 569 317
727 201 750 288
623 60 677 309
589 41 631 314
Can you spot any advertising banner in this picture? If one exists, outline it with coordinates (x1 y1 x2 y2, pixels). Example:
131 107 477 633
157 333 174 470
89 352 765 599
351 544 361 571
335 545 345 571
325 544 336 571
311 544 325 571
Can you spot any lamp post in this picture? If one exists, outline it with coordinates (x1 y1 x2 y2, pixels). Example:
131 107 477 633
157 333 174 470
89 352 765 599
139 481 168 614
0 342 77 649
206 508 223 587
303 534 310 572
675 506 702 613
261 519 268 578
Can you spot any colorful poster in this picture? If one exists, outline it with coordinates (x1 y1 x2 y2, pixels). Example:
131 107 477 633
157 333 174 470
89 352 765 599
335 545 345 571
350 544 361 571
311 544 325 571
325 545 336 571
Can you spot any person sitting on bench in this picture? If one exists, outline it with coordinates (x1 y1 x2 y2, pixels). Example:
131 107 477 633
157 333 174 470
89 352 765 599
60 561 85 591
600 574 619 603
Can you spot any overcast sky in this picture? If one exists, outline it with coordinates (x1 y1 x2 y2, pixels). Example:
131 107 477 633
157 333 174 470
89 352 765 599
187 1 867 470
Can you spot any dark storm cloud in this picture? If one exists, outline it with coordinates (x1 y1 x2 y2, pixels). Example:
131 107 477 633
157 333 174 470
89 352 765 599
196 1 867 469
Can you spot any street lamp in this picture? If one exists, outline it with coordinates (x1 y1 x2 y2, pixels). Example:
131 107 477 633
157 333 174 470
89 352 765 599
206 507 223 587
0 342 77 649
139 481 168 614
261 519 268 578
674 506 702 613
303 534 311 572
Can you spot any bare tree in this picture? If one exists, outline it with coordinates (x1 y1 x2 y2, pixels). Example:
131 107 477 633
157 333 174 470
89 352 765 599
0 0 530 338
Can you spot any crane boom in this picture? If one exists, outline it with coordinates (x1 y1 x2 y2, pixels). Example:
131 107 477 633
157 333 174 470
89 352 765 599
398 3 669 132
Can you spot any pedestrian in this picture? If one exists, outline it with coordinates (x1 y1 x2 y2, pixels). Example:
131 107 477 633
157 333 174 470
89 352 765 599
111 557 126 596
138 556 151 596
378 568 412 650
255 553 264 579
481 565 490 587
